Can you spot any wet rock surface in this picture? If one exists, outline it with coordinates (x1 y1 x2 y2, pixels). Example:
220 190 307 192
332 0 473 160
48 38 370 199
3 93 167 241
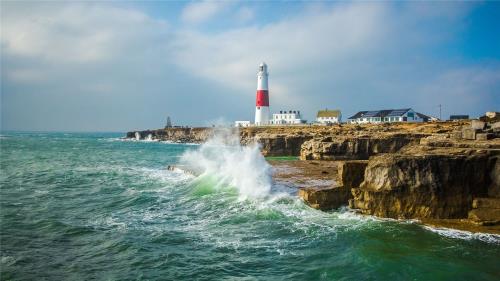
298 187 351 211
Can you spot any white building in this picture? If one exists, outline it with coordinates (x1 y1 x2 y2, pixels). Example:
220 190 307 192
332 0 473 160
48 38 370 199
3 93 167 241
234 121 251 127
316 109 341 124
270 110 306 125
347 108 429 124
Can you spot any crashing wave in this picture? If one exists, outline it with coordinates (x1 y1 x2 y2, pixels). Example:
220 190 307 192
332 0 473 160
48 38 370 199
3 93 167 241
180 128 272 200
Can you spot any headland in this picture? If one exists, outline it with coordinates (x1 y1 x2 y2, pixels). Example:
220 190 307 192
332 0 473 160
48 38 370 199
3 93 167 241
127 118 500 234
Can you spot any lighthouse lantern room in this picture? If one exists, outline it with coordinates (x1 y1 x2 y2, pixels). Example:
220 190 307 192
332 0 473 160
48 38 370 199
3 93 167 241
255 62 270 126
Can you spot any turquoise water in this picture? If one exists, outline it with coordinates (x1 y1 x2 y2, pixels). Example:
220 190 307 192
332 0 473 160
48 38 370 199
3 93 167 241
1 132 499 281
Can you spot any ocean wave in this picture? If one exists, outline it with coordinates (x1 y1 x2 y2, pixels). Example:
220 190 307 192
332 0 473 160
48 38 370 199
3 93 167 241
104 137 200 146
179 129 272 200
422 225 500 244
103 137 158 143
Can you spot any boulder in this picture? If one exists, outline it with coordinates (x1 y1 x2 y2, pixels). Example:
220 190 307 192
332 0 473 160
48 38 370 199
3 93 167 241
298 186 351 210
476 133 494 141
491 122 500 132
462 128 480 140
471 120 486 130
468 209 500 225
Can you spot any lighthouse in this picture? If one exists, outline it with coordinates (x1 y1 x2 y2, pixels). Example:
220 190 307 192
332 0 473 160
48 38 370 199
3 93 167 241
255 62 270 126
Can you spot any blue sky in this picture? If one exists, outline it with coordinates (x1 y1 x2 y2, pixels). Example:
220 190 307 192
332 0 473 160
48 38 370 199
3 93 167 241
1 1 499 131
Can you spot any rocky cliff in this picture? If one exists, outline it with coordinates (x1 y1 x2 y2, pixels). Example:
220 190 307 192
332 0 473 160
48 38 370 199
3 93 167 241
296 120 500 230
130 120 500 231
299 133 426 160
128 122 463 157
349 150 496 219
126 127 214 143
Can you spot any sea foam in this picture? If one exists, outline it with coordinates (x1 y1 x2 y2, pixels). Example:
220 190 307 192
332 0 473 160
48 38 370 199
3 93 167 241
422 225 500 244
180 128 272 200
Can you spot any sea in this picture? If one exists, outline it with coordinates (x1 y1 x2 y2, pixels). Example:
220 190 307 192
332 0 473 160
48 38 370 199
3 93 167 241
1 131 499 281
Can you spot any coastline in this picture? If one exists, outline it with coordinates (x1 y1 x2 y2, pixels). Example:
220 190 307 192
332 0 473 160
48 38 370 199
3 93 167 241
127 120 500 235
269 159 500 236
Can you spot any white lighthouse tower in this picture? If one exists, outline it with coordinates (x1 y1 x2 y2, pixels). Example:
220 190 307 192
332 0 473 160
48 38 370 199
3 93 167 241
255 62 270 126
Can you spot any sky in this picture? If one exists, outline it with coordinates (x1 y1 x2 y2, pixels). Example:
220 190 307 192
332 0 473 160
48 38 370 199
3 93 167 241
1 1 499 132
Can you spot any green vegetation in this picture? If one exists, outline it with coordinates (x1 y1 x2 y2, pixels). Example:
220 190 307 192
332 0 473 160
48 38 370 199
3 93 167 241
265 156 299 161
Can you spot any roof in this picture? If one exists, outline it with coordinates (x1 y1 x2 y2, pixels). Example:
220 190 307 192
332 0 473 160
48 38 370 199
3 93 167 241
348 111 368 119
348 108 411 119
317 109 341 118
416 112 431 119
386 108 411 117
450 115 469 119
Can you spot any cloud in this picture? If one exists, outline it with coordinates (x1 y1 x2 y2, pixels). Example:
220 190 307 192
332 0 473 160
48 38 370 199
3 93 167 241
169 2 498 121
235 7 254 23
1 2 168 64
171 3 392 106
1 2 174 131
415 66 500 117
181 1 230 24
1 1 498 131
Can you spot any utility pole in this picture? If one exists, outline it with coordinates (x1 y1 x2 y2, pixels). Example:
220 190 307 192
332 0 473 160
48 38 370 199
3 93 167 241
438 104 442 121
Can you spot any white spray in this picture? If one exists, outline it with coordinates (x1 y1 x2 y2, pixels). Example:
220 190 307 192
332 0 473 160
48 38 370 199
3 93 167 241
180 129 272 200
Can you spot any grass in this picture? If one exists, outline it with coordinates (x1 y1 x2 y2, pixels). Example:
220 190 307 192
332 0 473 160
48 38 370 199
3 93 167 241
265 156 299 161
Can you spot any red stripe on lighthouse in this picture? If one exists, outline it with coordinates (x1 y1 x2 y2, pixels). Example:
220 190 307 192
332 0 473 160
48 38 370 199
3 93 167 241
256 90 269 106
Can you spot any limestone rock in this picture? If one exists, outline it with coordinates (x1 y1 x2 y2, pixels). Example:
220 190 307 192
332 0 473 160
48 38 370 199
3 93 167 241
472 198 500 209
468 209 500 225
338 160 368 188
471 120 486 130
491 121 500 132
476 133 494 141
252 134 311 156
462 128 480 140
488 156 500 197
300 133 424 161
468 197 500 225
351 151 493 219
298 186 351 210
